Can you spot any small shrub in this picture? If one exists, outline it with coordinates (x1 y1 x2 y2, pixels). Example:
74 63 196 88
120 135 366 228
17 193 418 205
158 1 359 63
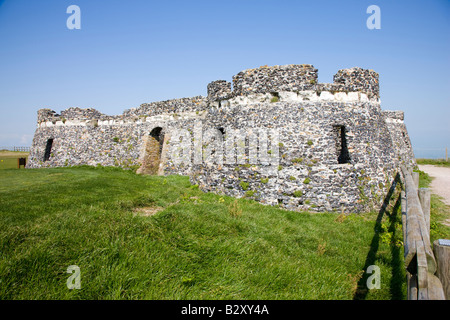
303 177 311 184
260 178 269 184
240 181 249 191
245 190 256 197
270 96 279 103
293 190 303 198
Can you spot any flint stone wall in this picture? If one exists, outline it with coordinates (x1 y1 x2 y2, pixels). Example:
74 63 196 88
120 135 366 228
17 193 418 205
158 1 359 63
189 100 398 213
383 110 416 168
28 64 414 213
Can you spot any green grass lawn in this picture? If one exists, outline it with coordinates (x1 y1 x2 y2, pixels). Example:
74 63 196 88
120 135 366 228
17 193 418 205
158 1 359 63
0 166 406 300
0 151 29 170
416 158 450 168
0 158 19 169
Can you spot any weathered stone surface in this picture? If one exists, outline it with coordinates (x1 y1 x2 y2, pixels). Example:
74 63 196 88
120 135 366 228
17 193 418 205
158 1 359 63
232 64 318 96
207 80 232 101
333 67 379 97
383 110 416 168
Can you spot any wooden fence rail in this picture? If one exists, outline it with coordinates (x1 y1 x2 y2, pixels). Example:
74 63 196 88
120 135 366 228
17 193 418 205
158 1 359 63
0 146 30 152
400 166 446 300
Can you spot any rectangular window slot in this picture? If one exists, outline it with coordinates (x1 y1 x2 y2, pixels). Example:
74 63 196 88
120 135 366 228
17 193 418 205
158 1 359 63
43 139 53 162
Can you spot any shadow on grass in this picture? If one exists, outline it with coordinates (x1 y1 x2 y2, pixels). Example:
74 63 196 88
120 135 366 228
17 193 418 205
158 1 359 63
353 173 405 300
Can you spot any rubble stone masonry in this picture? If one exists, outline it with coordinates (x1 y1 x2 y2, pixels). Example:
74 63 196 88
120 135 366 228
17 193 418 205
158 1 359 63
28 64 415 213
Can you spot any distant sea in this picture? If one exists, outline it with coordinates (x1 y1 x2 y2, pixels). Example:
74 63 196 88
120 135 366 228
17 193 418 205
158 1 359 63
413 148 448 159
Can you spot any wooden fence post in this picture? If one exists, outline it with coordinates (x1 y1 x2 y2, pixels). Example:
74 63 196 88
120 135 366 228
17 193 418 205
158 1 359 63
412 171 420 190
407 273 418 300
433 239 450 300
418 188 431 236
401 190 407 244
400 166 446 299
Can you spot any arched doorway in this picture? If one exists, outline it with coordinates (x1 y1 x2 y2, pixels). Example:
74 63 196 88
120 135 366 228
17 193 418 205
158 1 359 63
137 127 165 175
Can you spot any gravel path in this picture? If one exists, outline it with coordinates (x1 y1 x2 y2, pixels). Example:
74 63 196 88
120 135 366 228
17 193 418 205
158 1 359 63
418 165 450 206
419 165 450 227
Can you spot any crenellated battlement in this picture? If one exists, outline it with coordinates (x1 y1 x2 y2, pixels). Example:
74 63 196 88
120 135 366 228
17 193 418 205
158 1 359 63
232 64 318 97
333 67 379 96
207 64 379 102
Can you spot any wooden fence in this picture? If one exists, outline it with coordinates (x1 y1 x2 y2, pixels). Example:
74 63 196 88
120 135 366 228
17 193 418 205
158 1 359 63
400 166 448 300
0 146 30 152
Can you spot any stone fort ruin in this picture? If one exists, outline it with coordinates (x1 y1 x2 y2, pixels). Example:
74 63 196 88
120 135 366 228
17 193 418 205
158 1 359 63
28 64 416 213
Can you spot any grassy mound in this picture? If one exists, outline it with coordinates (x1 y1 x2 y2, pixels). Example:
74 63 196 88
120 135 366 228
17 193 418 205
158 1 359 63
0 166 406 299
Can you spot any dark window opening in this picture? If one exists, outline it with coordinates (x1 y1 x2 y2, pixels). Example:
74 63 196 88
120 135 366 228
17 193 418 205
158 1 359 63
43 139 53 162
334 126 351 164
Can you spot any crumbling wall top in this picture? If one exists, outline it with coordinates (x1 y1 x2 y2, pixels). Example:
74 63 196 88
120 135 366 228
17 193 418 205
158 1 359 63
60 107 105 120
207 80 232 102
333 67 379 97
232 64 318 96
382 110 404 121
124 96 208 117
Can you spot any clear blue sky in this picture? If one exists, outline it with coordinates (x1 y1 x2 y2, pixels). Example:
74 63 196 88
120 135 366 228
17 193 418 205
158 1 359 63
0 0 449 158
